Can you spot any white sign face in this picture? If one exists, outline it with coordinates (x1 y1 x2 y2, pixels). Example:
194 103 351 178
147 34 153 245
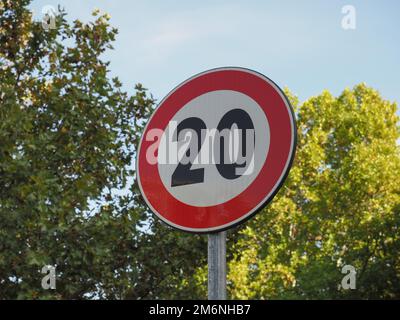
137 67 296 233
158 90 270 207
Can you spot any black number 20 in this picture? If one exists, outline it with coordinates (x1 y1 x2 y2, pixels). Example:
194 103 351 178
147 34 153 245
171 109 255 187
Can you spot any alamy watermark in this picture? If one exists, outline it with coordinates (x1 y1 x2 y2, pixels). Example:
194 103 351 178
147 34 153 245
41 265 56 290
341 5 356 30
41 5 57 31
144 120 256 176
340 264 357 290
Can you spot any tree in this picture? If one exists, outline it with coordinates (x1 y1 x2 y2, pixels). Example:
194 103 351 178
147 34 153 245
227 85 400 299
0 0 156 299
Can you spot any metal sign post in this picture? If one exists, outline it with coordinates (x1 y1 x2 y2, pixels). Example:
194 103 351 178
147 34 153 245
208 231 226 300
137 67 297 300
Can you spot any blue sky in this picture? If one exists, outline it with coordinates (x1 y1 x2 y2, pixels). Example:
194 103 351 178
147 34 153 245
30 0 400 108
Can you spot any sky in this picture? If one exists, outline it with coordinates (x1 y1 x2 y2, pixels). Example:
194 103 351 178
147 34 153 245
29 0 400 108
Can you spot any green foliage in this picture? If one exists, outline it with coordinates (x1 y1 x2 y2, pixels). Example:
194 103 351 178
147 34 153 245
0 0 208 300
0 0 156 299
1 1 399 300
228 86 400 299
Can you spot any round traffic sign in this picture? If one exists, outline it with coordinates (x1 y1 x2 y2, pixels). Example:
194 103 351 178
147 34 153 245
137 67 296 233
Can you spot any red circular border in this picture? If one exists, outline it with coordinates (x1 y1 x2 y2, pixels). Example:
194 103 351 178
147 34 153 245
137 68 295 232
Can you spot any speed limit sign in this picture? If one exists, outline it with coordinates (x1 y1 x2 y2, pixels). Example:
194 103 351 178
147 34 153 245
137 67 296 233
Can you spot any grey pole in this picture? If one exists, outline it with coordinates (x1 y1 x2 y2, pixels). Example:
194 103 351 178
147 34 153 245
208 231 226 300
